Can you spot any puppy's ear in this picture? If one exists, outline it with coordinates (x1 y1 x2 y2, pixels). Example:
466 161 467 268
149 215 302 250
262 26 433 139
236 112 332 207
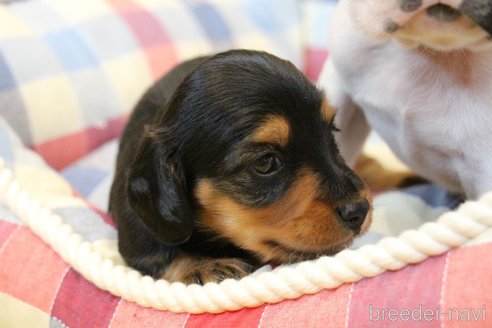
127 128 193 245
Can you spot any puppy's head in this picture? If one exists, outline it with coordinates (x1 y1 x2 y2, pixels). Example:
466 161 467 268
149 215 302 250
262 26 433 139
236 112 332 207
348 0 492 51
128 50 371 264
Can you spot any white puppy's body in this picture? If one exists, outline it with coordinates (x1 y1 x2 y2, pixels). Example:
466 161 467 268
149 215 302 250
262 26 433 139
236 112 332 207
320 0 492 199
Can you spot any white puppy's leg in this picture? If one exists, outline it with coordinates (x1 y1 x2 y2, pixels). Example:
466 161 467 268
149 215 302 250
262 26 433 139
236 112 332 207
334 98 370 168
472 175 492 200
462 160 492 200
318 60 370 167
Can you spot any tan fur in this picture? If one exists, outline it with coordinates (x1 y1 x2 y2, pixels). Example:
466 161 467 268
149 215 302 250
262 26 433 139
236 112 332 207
420 50 474 86
195 169 371 263
354 154 427 191
321 98 337 122
162 254 253 284
395 12 486 51
252 115 290 147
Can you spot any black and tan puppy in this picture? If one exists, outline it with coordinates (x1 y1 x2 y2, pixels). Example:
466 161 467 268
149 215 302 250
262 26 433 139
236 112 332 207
109 50 372 285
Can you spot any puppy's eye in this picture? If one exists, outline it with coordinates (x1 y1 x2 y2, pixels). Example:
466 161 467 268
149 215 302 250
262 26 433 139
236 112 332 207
253 154 282 176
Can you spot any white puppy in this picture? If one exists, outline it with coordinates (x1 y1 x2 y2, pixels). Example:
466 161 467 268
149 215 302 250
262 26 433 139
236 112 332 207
319 0 492 199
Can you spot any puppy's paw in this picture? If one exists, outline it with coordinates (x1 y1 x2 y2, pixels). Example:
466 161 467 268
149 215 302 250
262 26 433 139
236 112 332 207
162 256 254 285
182 258 253 285
354 154 427 191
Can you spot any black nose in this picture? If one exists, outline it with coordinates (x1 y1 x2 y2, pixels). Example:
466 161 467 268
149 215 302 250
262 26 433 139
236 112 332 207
426 4 462 22
336 199 370 233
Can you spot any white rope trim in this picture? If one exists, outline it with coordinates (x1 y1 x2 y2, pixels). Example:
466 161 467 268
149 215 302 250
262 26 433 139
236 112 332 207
1 159 492 314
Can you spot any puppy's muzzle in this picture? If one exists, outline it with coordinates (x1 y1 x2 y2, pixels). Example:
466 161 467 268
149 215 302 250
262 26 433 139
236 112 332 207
336 199 370 234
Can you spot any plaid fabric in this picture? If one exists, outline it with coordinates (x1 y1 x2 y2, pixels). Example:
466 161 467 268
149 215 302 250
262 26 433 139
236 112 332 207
1 214 492 327
2 116 492 327
299 0 337 81
0 0 301 170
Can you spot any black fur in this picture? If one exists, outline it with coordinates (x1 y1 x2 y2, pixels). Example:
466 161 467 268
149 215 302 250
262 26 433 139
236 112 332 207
460 0 492 35
109 50 364 279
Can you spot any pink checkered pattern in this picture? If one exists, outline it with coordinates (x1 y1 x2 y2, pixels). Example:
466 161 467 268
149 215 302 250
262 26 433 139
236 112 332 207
1 221 491 327
299 0 338 80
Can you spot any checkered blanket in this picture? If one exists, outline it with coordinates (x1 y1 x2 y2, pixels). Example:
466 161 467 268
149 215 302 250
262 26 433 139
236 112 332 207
3 111 492 327
0 0 304 169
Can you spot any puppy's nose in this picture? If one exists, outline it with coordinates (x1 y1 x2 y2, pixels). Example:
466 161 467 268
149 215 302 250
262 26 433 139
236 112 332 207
336 199 370 233
426 4 462 22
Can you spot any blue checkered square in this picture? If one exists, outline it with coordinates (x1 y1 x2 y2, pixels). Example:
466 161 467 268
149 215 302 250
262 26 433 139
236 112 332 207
44 30 98 71
0 38 62 83
0 52 16 91
189 3 232 47
77 14 139 60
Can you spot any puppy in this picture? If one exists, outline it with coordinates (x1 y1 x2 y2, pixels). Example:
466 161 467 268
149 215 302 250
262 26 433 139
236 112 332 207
320 0 492 199
109 50 372 284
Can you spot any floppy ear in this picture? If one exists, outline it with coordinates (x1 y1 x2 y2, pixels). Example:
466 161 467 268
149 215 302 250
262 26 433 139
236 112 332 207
126 129 193 246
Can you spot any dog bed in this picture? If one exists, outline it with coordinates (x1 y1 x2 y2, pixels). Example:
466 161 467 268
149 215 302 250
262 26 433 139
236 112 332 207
2 106 492 326
1 0 492 327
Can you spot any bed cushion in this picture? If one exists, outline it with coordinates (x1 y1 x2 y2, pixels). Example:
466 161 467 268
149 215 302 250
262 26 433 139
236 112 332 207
1 115 492 327
0 0 301 170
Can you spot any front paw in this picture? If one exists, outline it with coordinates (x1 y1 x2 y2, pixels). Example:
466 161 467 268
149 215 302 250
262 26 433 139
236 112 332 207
354 154 427 191
162 257 254 285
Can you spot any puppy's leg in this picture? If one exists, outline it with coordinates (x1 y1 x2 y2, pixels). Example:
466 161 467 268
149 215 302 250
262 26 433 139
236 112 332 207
354 154 427 191
335 101 371 167
320 61 425 191
461 155 492 200
162 254 254 284
319 60 370 167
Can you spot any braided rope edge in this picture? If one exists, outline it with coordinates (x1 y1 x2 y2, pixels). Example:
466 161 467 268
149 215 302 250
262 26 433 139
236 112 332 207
1 159 492 314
